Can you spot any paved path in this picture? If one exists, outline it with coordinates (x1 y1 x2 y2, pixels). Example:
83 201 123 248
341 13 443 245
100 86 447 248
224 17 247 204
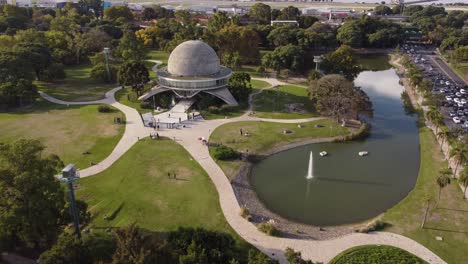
39 73 446 264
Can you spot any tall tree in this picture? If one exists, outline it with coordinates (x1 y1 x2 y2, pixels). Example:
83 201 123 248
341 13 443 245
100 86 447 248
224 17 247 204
115 30 147 61
450 144 467 177
112 224 149 264
459 167 468 199
0 140 65 251
436 168 451 205
228 72 252 103
309 74 373 121
208 11 231 32
321 45 361 80
216 24 260 64
118 61 149 96
249 3 271 25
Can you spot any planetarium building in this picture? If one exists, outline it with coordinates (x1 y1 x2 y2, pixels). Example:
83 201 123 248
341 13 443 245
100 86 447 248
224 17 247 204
139 40 239 106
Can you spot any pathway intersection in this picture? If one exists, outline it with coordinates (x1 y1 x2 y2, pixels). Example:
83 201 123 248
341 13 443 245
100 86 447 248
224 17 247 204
39 75 446 264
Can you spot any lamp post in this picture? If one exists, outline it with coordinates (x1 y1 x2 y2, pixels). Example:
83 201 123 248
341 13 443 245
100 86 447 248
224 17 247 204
59 164 81 239
313 55 323 72
103 47 111 82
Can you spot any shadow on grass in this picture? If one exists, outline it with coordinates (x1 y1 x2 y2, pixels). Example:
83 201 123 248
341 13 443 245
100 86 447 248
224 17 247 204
423 226 468 234
252 88 316 115
104 202 125 221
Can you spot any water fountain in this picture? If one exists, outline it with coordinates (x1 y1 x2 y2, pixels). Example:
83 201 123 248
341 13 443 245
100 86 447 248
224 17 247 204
306 151 314 179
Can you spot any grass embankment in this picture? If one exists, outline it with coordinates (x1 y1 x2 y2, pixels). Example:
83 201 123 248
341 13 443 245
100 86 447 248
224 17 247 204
252 84 317 119
76 138 232 233
329 245 427 264
210 119 349 181
115 87 150 113
0 101 124 169
381 118 468 264
37 64 115 102
200 79 271 120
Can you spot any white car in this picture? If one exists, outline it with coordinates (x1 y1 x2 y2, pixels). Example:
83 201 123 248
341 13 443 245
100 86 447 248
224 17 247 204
440 80 445 85
453 117 461 124
446 81 451 85
446 96 453 101
461 99 467 104
454 98 461 103
460 89 466 94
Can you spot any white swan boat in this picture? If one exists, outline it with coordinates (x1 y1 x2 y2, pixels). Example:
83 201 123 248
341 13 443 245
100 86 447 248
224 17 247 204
358 151 369 156
319 151 328 157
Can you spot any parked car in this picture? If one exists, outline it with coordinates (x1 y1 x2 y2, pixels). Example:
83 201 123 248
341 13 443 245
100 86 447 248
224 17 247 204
453 117 461 124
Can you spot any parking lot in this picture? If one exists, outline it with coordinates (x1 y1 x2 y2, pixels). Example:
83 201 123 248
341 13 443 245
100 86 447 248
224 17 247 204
403 43 468 133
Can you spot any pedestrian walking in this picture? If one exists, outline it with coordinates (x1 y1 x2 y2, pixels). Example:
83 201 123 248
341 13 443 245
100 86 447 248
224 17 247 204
240 128 243 136
173 173 177 180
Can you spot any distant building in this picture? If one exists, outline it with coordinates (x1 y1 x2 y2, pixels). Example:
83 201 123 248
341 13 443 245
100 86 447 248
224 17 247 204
271 20 299 26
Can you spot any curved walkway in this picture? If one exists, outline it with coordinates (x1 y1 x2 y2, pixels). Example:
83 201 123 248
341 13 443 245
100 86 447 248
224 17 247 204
39 75 446 264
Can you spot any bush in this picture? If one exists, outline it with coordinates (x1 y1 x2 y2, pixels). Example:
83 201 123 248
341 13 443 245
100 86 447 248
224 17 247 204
98 105 113 113
139 101 152 109
208 105 220 114
91 63 117 83
211 145 240 160
355 219 388 233
257 222 279 237
240 206 252 221
42 63 66 80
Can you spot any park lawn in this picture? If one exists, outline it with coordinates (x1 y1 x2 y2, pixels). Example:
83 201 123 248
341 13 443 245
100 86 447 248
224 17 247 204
381 120 468 264
251 79 270 90
37 64 115 102
210 119 349 180
147 49 169 66
115 87 150 114
0 100 124 169
76 138 233 235
329 245 426 264
252 84 317 119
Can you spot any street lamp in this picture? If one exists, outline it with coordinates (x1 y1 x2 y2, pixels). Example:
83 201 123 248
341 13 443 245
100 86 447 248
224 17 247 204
313 55 323 72
103 47 111 82
59 164 81 239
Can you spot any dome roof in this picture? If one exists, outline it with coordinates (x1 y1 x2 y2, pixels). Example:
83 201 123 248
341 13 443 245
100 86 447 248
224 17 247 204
167 40 220 77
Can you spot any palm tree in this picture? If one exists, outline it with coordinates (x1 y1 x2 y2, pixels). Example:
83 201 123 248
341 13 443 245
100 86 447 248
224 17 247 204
426 107 443 133
436 168 451 205
437 128 450 146
450 144 467 177
458 166 468 199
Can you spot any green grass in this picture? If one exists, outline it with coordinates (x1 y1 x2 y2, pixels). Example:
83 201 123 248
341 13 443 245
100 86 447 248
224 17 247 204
210 119 349 180
147 49 169 66
251 85 317 119
0 100 124 169
115 87 152 114
381 118 468 264
329 245 427 264
37 64 115 102
452 63 468 82
76 138 231 234
251 79 270 90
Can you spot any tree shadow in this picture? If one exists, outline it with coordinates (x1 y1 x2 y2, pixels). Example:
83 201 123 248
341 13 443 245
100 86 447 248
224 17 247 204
104 202 125 221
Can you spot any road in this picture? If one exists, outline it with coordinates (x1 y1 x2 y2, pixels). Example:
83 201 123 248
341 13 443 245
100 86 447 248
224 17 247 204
429 55 467 86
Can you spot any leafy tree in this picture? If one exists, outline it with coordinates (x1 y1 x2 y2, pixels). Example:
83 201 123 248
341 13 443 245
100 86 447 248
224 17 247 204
76 29 112 57
248 249 279 264
112 224 150 264
40 233 92 264
14 43 53 80
277 6 300 21
78 0 103 18
142 7 156 20
459 167 468 199
216 24 260 64
450 144 467 177
321 45 360 80
228 72 252 103
267 24 299 47
436 168 451 205
337 19 363 47
309 74 373 121
374 5 393 15
0 140 65 251
285 248 314 264
208 11 231 32
115 30 146 61
262 44 305 73
307 70 322 83
250 3 271 25
136 25 167 48
298 15 318 29
118 61 149 95
104 6 133 22
403 5 423 16
45 30 74 64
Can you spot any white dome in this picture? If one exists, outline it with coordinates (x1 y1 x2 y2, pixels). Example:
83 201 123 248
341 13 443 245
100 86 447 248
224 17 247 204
167 40 220 77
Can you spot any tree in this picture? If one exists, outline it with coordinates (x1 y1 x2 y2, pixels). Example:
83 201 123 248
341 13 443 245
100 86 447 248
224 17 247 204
248 249 279 264
436 168 451 205
76 29 112 57
136 26 167 49
450 144 467 177
459 167 468 199
14 43 53 80
40 233 92 264
104 6 133 22
118 61 149 96
262 44 305 74
277 6 300 21
228 72 252 103
437 128 450 147
374 5 393 15
321 45 361 80
250 3 271 25
285 248 314 264
298 16 318 29
0 140 65 252
78 0 103 17
309 74 373 121
216 25 260 64
112 224 149 264
208 11 231 32
337 19 363 47
115 30 147 61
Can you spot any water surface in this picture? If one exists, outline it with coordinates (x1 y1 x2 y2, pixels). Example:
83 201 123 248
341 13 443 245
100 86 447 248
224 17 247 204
250 69 420 226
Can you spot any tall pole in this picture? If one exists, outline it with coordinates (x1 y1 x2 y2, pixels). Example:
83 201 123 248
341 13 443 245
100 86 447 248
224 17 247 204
104 47 111 83
67 180 81 239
